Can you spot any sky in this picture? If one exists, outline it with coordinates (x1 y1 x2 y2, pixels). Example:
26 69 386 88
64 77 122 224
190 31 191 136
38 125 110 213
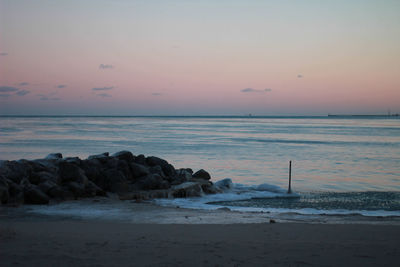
0 0 399 115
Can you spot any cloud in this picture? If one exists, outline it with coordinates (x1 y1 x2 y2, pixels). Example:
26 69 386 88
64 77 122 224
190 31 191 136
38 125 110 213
297 74 303 78
56 84 66 89
241 88 272 93
97 93 112 98
37 93 60 101
0 52 8 56
92 86 114 91
15 90 30 96
19 82 29 86
0 86 19 92
99 64 113 69
0 93 11 97
152 92 162 96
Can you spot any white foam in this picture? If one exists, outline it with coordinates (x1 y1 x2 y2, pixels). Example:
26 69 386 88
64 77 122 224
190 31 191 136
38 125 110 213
154 179 400 218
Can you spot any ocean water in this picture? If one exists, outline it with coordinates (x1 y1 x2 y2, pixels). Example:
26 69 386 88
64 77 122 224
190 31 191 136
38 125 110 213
1 116 400 218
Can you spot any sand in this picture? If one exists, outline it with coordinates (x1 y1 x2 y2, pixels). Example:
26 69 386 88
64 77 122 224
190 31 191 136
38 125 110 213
1 202 399 266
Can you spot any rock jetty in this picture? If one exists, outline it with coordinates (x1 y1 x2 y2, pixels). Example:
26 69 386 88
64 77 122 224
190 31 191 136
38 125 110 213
0 151 221 205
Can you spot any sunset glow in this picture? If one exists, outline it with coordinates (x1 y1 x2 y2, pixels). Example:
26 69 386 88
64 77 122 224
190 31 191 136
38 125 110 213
1 0 399 115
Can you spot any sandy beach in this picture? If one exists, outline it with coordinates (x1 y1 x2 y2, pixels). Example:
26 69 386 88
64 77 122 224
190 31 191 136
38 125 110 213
1 201 399 267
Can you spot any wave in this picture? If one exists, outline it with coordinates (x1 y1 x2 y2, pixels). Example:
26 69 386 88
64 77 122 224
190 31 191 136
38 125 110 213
154 179 400 217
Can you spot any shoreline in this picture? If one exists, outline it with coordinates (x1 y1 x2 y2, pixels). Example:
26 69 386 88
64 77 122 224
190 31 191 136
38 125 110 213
2 197 400 225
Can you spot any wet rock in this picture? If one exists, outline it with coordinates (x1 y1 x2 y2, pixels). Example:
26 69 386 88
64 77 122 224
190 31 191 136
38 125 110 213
88 152 109 161
112 151 135 163
0 176 9 204
47 186 74 200
58 161 88 185
23 185 49 204
170 182 203 198
130 163 150 179
45 153 63 160
136 174 169 190
149 165 165 176
67 181 86 198
193 169 211 180
0 160 32 184
134 154 146 165
38 180 58 194
104 169 129 193
85 181 106 197
214 178 233 191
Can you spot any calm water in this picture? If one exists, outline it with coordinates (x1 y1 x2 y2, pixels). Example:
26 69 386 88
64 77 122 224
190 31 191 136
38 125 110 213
1 116 399 193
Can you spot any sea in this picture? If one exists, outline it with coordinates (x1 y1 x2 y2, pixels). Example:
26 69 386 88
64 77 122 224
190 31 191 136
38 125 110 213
1 115 400 221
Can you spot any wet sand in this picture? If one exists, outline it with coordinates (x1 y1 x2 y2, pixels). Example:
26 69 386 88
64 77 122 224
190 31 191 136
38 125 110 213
1 203 399 266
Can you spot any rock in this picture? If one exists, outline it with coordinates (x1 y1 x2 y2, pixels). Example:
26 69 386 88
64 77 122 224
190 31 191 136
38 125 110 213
269 219 276 224
104 169 129 193
47 186 74 200
112 151 135 163
38 180 58 194
130 163 150 179
200 182 219 194
146 156 169 168
149 165 165 176
134 154 146 165
217 207 231 211
174 169 192 184
0 160 32 184
58 161 88 185
170 182 203 198
35 171 59 183
146 156 176 177
214 178 233 191
135 174 169 190
45 153 63 160
162 164 176 178
67 181 86 198
0 176 9 204
193 169 211 180
85 181 106 197
80 159 103 182
63 157 81 165
88 152 109 161
23 185 49 204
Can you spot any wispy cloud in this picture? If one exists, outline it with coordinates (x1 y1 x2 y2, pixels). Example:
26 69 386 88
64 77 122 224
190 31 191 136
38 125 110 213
97 93 112 98
18 82 29 86
0 52 8 56
37 93 60 101
241 88 272 93
56 84 66 89
0 86 19 93
297 74 303 78
99 64 113 69
15 90 30 96
0 93 11 97
92 86 114 91
152 92 162 96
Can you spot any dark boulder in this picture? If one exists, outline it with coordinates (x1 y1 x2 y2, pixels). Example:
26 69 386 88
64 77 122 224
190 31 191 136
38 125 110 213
135 174 169 190
45 153 63 160
23 185 49 204
134 154 146 165
58 161 88 185
130 163 150 179
104 169 129 193
47 186 75 200
193 169 211 180
87 152 109 163
0 176 9 204
0 160 32 184
38 180 58 194
112 151 135 163
170 182 203 198
67 181 86 198
85 181 106 197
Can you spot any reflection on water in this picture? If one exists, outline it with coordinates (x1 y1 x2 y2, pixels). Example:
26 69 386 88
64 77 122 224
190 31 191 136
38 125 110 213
0 116 399 192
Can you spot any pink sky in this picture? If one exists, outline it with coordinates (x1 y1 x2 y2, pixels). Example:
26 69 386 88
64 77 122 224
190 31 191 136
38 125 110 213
1 0 399 115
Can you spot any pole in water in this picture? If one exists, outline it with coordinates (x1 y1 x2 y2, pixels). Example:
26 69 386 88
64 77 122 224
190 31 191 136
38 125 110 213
287 160 292 194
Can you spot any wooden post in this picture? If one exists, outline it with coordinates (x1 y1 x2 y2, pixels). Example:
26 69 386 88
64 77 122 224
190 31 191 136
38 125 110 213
288 160 292 194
